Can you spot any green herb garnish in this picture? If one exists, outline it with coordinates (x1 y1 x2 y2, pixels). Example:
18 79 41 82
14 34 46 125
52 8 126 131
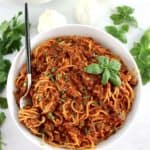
105 24 129 43
0 12 25 150
49 74 55 82
105 5 137 43
47 112 55 121
45 72 55 82
0 97 8 109
0 112 6 126
85 56 121 86
130 29 150 84
83 95 91 99
92 101 99 106
56 73 62 80
0 56 11 92
51 67 56 73
0 12 25 55
111 5 137 27
60 98 66 102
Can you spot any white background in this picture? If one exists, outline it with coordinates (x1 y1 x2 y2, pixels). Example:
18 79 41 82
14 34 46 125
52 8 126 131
0 0 150 150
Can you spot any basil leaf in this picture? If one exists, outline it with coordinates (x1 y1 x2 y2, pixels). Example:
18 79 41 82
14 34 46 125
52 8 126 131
85 63 103 74
0 97 8 109
85 55 121 86
109 59 121 71
97 56 109 67
101 69 110 85
110 71 121 86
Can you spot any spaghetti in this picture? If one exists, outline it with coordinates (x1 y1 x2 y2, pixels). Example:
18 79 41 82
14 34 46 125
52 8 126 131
15 36 137 150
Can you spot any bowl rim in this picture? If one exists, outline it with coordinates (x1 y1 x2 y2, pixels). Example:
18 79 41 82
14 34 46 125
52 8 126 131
7 24 142 150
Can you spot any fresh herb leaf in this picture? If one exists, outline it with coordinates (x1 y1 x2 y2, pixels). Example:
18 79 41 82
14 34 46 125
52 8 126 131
106 5 137 43
56 73 62 80
0 58 11 72
110 71 121 86
0 12 25 55
117 5 134 15
120 24 129 33
111 5 137 27
140 29 150 49
0 72 7 84
0 21 9 35
101 69 110 85
51 67 56 73
0 97 8 109
97 56 109 67
0 57 11 91
138 49 150 66
105 25 127 43
85 56 121 86
109 59 121 71
0 112 6 126
130 29 150 84
85 63 103 74
45 72 55 82
92 101 99 106
47 112 55 121
83 95 91 99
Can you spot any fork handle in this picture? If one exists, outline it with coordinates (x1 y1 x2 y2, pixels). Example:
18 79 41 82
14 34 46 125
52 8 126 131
25 3 31 74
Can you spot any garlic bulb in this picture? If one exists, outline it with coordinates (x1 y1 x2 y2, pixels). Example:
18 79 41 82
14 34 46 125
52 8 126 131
37 9 67 33
75 0 100 25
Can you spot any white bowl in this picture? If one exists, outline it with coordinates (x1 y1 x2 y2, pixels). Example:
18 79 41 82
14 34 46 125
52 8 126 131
7 25 142 150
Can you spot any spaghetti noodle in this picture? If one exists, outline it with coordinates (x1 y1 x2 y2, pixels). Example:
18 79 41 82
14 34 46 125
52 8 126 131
15 36 137 150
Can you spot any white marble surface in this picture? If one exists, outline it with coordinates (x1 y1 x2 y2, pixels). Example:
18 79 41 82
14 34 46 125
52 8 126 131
0 0 150 150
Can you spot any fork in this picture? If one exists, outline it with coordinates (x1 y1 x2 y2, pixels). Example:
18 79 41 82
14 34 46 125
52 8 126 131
19 3 32 108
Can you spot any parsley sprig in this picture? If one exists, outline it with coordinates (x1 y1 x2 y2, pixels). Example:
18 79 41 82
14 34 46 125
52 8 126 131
0 99 7 150
111 6 137 27
130 29 150 84
0 55 11 92
0 12 25 55
0 12 25 150
0 97 8 109
84 56 121 86
105 5 137 43
106 24 129 43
